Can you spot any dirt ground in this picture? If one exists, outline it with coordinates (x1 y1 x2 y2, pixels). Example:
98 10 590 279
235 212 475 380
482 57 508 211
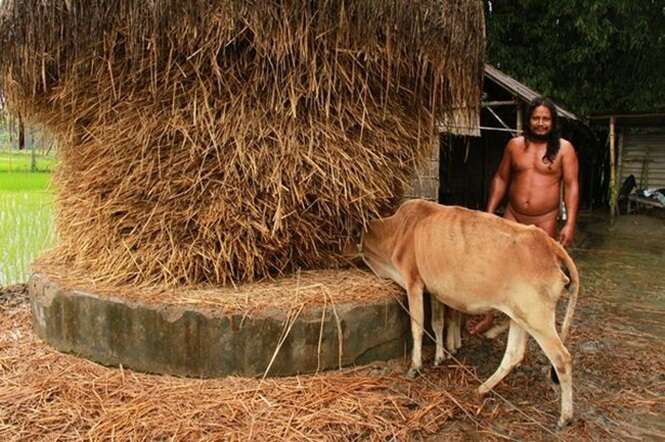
452 212 665 440
1 212 664 441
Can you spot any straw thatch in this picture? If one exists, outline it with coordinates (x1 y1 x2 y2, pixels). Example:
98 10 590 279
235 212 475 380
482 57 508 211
0 1 484 286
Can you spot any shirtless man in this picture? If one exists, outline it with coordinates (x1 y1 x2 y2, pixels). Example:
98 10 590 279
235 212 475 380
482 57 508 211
467 96 580 335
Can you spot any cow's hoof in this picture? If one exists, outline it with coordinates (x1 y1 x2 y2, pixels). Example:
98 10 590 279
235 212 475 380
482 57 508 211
556 417 573 430
406 367 421 379
446 348 457 356
433 356 445 367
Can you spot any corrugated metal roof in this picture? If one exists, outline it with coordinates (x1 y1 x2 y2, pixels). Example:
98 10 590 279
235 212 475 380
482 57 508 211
484 64 578 121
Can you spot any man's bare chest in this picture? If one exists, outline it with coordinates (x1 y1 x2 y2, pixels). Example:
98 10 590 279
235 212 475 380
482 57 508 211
512 147 562 176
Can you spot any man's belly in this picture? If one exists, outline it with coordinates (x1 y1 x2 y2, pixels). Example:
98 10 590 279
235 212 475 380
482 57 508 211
508 183 561 217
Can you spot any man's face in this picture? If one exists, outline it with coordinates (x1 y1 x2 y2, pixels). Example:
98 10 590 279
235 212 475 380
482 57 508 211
529 105 553 137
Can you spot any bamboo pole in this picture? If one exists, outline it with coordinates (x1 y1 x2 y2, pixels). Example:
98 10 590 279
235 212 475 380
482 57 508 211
617 129 624 195
609 115 617 222
515 100 523 134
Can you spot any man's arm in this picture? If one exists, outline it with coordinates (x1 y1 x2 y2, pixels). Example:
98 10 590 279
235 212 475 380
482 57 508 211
559 141 579 247
486 139 514 213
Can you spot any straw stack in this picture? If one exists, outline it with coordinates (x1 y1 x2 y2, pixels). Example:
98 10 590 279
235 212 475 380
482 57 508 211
0 1 484 286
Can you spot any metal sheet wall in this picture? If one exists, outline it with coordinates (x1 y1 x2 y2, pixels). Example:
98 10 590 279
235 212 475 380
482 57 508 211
620 132 665 189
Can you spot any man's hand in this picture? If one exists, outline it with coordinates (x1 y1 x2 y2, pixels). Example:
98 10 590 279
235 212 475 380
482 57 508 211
558 223 575 247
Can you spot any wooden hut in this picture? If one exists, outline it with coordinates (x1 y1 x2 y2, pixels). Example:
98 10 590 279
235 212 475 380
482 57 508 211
589 113 665 216
438 64 595 211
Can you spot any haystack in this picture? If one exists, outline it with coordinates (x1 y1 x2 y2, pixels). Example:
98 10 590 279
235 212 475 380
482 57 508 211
0 1 484 287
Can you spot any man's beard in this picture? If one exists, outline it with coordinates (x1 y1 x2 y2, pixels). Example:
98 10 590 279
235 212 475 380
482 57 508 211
527 130 550 142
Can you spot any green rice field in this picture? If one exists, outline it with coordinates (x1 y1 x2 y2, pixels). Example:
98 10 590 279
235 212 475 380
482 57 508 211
0 149 56 172
0 150 57 286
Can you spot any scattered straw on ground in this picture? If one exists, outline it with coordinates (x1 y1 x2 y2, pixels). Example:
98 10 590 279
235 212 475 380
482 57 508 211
4 252 665 441
1 290 483 441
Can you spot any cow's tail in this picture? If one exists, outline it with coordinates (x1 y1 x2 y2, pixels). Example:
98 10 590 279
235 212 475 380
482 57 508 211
551 240 579 344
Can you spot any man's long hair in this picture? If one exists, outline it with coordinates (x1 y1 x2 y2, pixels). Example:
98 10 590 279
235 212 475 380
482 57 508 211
523 97 561 164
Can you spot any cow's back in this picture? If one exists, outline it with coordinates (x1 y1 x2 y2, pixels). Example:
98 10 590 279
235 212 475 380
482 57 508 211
410 204 559 312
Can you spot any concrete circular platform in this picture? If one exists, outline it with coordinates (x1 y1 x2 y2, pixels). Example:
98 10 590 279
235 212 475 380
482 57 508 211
28 271 410 378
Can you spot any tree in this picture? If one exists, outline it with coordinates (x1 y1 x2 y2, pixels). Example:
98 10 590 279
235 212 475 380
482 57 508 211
18 113 25 150
486 0 665 115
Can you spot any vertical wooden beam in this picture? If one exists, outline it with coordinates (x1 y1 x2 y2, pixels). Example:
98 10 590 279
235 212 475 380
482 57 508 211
515 100 523 134
617 130 625 194
609 116 617 222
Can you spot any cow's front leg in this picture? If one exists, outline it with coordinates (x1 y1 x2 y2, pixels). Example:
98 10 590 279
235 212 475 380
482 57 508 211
406 279 426 378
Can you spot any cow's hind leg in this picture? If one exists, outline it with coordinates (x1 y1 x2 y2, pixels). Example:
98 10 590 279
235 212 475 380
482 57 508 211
405 279 426 378
528 327 573 428
478 320 528 395
431 296 446 366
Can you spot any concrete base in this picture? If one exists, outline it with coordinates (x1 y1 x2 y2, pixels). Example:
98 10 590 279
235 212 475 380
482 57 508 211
28 273 410 378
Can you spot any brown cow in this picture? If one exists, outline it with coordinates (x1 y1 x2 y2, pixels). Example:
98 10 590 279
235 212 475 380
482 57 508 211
360 199 579 428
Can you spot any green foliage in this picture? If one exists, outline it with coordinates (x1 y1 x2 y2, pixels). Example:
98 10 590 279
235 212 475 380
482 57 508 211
486 0 665 115
0 150 57 173
0 190 56 286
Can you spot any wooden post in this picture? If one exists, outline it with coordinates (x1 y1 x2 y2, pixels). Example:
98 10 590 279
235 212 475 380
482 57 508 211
617 130 625 194
515 100 523 134
609 116 617 222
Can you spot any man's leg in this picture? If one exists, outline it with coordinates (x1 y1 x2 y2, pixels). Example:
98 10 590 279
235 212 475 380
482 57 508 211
536 217 558 239
466 311 495 335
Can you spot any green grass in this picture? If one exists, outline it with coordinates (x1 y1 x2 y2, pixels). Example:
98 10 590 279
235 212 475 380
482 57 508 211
0 150 57 172
0 149 55 191
0 149 57 285
0 190 56 286
0 172 53 191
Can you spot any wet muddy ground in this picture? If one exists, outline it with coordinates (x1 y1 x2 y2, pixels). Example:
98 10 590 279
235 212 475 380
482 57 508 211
1 211 664 440
437 212 665 440
567 213 665 440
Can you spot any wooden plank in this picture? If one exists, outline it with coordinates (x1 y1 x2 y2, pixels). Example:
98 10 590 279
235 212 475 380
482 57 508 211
482 100 516 107
609 116 617 221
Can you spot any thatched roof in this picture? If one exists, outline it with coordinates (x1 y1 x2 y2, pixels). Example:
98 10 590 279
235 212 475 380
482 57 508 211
0 1 485 287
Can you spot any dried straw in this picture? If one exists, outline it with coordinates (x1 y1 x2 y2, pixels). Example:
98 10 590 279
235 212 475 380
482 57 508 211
32 264 402 317
3 263 664 441
0 296 475 441
0 0 485 287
